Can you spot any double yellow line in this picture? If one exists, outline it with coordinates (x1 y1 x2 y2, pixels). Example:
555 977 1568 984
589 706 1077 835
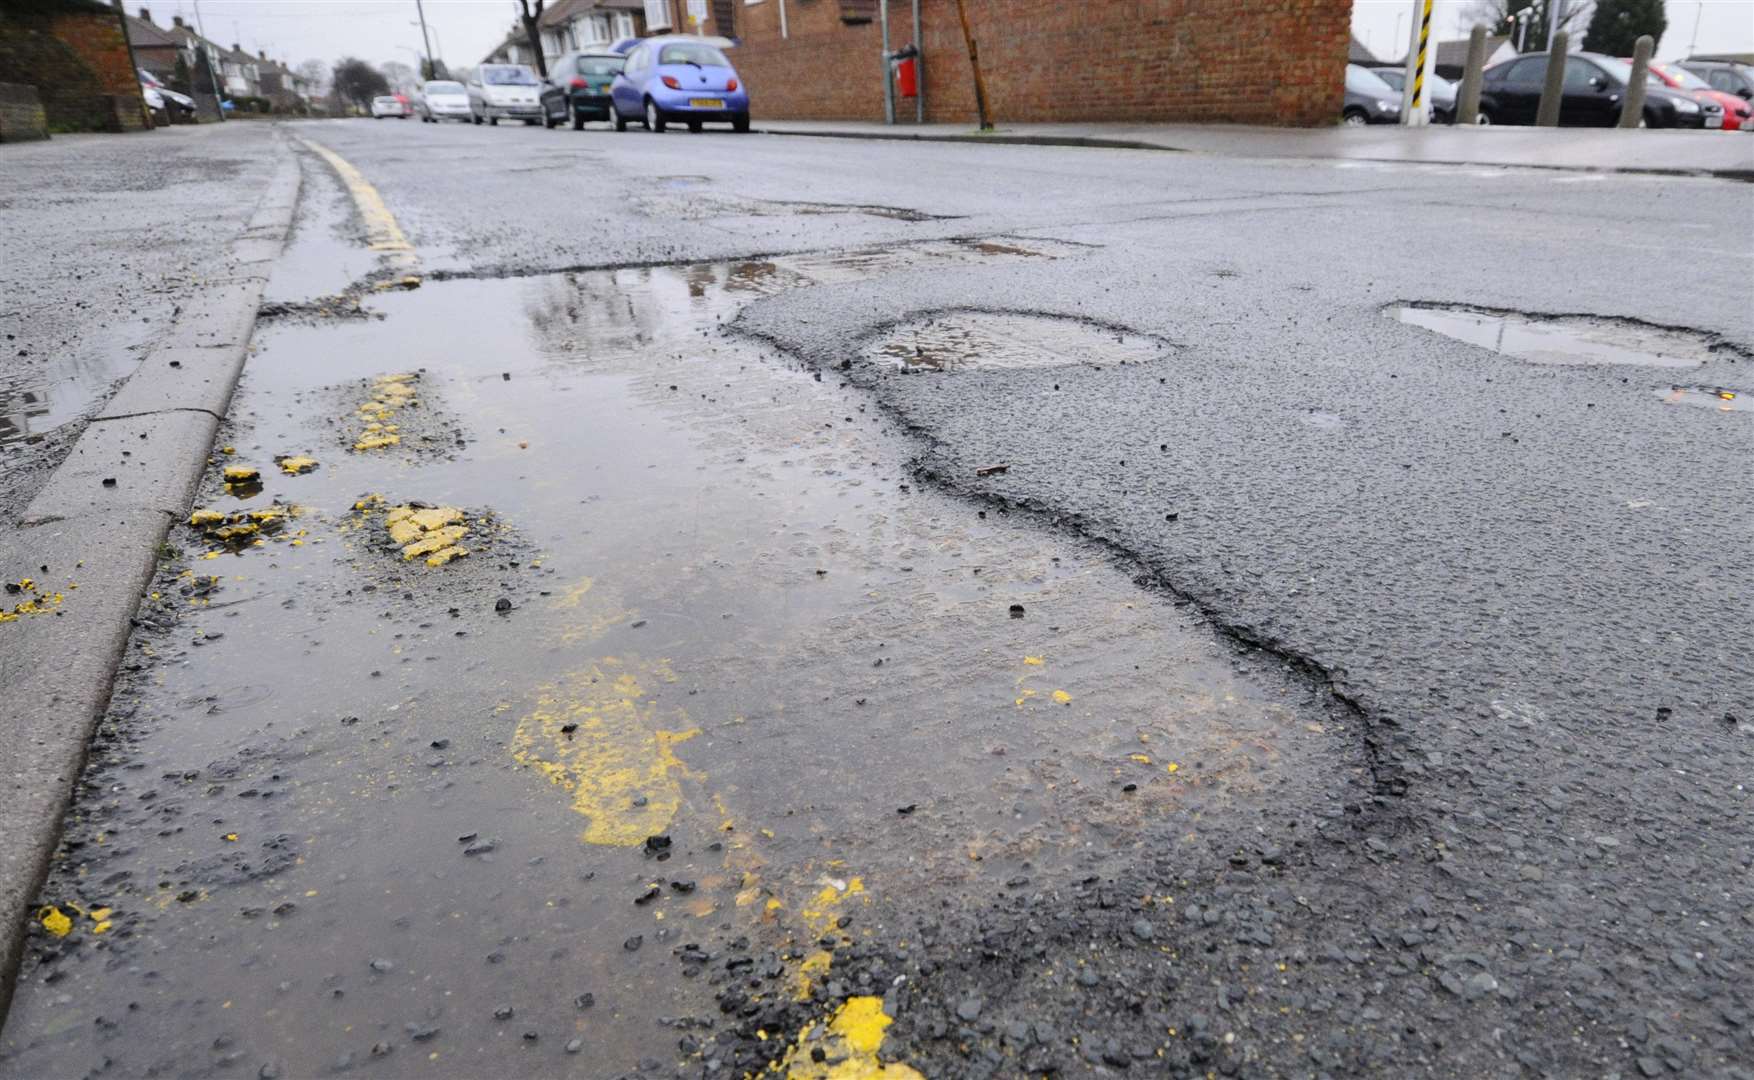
298 137 418 272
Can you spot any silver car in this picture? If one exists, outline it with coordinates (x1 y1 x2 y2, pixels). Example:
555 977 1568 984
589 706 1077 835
468 64 543 126
416 79 472 122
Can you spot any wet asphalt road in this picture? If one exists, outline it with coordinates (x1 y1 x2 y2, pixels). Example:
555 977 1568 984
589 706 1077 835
0 124 284 531
3 118 1752 1079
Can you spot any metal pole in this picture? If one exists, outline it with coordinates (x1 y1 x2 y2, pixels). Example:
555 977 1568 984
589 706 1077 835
912 0 922 123
779 0 788 39
1546 0 1563 52
192 0 225 121
1457 24 1487 125
1689 1 1703 54
1535 29 1568 126
880 0 894 124
414 0 435 79
1400 0 1432 126
1619 34 1653 127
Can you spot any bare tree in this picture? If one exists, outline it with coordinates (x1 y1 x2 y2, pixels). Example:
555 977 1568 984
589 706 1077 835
1463 0 1595 53
516 0 548 78
294 58 328 98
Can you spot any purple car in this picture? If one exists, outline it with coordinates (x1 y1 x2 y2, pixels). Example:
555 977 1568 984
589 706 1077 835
610 37 749 133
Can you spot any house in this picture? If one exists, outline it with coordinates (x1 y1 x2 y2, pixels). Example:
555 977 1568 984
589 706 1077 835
218 43 261 99
162 14 229 98
1433 34 1514 80
124 8 182 81
255 52 307 112
480 0 647 70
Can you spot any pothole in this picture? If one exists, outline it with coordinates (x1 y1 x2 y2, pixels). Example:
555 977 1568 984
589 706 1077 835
1388 304 1722 369
865 312 1173 371
1658 384 1748 412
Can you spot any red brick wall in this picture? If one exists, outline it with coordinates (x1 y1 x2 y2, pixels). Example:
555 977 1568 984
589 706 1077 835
703 0 1350 127
51 9 146 128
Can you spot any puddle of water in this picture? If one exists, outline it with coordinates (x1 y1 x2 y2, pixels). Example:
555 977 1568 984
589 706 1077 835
0 237 1341 1078
868 311 1173 371
1658 384 1749 412
0 325 141 447
1389 304 1718 369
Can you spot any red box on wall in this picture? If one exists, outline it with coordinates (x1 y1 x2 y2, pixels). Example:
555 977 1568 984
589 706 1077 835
896 57 917 98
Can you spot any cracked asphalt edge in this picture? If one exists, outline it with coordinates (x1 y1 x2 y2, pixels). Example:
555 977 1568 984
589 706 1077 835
0 128 302 1025
751 126 1754 183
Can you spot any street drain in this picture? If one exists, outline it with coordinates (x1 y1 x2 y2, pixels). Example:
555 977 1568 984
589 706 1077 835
1658 384 1748 412
867 312 1172 371
1389 304 1719 369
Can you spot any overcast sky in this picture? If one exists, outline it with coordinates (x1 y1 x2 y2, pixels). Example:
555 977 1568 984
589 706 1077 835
145 0 1754 74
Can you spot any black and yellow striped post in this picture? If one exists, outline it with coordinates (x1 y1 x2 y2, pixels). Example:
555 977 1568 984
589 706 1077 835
1400 0 1435 126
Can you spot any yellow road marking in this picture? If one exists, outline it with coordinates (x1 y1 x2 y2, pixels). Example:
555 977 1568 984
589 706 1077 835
297 138 418 270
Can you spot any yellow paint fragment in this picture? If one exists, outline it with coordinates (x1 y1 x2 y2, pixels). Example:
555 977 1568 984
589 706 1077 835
1023 655 1044 666
1166 762 1180 774
354 434 400 451
39 907 72 938
277 456 318 476
189 509 225 526
1052 689 1072 704
767 996 924 1079
424 546 468 567
402 526 468 560
1129 753 1152 765
510 660 699 846
221 466 259 483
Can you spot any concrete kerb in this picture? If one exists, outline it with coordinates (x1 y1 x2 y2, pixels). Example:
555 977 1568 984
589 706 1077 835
0 129 301 1024
753 125 1754 183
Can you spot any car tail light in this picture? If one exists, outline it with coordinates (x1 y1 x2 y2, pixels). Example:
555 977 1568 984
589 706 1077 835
570 77 587 89
726 78 738 92
661 75 681 90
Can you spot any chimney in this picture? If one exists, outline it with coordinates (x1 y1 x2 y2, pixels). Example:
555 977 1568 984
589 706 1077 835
259 49 267 59
232 43 241 53
171 14 183 27
138 7 152 24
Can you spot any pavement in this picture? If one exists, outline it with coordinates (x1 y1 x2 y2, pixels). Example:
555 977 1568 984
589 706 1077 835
0 118 1751 1079
755 119 1754 179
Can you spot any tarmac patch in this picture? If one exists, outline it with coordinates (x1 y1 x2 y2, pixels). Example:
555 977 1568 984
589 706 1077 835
866 311 1174 372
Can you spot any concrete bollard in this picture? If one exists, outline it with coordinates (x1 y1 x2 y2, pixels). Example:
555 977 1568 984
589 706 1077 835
1619 35 1654 128
1535 30 1569 127
1457 25 1488 125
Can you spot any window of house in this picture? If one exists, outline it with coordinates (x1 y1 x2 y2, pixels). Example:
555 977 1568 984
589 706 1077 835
642 0 669 31
613 11 635 38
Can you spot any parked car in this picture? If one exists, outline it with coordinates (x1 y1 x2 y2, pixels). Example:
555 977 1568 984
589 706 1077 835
138 67 195 118
468 63 543 125
1368 66 1458 123
611 37 749 133
1642 61 1750 130
1342 64 1401 125
371 95 410 118
415 79 472 122
1676 59 1754 105
540 50 625 129
1477 52 1721 127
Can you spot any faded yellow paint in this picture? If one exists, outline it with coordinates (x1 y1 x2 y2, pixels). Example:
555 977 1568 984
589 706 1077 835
1023 655 1044 666
221 465 259 484
1052 689 1072 704
298 138 418 270
424 546 468 567
551 577 596 609
351 374 420 451
510 660 700 846
800 876 866 936
794 949 834 1000
277 456 318 475
764 996 924 1079
189 508 225 526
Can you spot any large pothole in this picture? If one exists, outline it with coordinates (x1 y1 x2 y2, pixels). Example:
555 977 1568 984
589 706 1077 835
1389 303 1725 368
865 311 1174 371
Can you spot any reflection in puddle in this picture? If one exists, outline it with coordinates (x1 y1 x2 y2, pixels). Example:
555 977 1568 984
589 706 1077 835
1390 304 1718 369
869 311 1174 371
1659 384 1748 412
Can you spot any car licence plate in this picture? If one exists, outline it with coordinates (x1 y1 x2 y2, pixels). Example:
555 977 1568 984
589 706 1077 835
1705 114 1723 128
689 98 725 109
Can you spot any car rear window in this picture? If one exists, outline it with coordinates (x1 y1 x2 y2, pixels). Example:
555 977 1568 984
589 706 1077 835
658 43 728 67
1652 64 1709 91
579 57 624 77
424 81 464 94
482 65 539 86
